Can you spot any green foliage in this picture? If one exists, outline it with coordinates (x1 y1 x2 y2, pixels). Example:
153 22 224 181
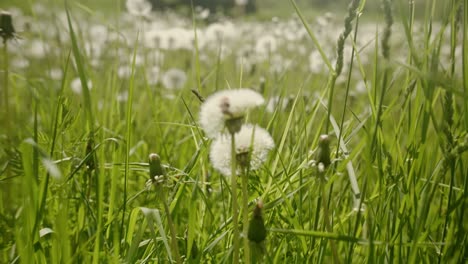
0 0 467 263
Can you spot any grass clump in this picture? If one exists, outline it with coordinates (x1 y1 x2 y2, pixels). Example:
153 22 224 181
0 0 467 263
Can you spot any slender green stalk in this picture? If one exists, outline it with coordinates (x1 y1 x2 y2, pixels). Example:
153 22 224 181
464 0 468 128
121 32 138 244
320 177 340 264
289 0 333 72
241 168 251 264
325 0 361 133
370 0 393 154
335 11 360 159
230 133 240 264
438 3 460 262
3 40 9 129
163 190 182 264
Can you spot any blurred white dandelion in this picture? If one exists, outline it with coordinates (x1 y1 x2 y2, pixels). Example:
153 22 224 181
126 0 152 17
204 22 237 45
210 124 275 176
48 68 63 80
266 95 294 113
353 80 368 95
255 34 278 57
161 68 187 90
117 90 129 102
146 66 160 85
117 65 132 78
199 89 265 138
309 50 327 74
11 57 30 69
70 78 93 95
195 6 210 20
27 39 50 59
235 0 248 6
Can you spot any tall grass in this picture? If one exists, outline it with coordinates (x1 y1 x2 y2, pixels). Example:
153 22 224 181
0 0 467 263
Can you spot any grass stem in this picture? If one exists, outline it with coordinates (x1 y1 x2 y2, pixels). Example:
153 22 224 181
163 191 182 264
231 133 240 264
241 168 251 264
320 176 340 264
3 40 9 130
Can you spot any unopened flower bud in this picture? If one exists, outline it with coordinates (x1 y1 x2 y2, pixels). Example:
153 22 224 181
0 11 15 43
316 134 331 169
248 200 266 243
149 153 165 183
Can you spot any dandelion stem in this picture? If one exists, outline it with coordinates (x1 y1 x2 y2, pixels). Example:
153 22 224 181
241 167 251 264
320 175 340 263
230 133 240 264
162 190 182 264
3 39 9 129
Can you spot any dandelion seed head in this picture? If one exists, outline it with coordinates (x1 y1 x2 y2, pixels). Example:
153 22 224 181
161 68 187 90
117 90 129 102
27 39 49 59
235 0 248 6
353 80 368 95
209 124 274 176
12 57 29 69
71 78 93 95
126 0 152 17
255 34 278 56
48 68 63 80
195 7 210 20
117 65 132 78
146 66 160 85
199 89 265 138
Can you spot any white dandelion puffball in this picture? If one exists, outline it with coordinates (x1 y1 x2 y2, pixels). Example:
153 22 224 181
71 78 93 95
161 68 187 90
235 0 248 6
199 89 265 138
210 124 275 176
126 0 152 17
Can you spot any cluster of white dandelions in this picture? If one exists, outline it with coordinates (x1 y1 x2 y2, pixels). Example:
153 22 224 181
199 89 275 176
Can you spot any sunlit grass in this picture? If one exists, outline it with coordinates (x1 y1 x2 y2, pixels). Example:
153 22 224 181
1 0 467 263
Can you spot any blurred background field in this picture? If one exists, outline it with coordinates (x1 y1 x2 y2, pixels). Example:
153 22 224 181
0 0 467 263
0 0 453 21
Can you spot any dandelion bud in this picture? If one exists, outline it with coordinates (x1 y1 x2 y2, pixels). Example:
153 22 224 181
149 153 165 183
248 200 266 243
0 11 15 43
316 134 331 169
85 137 96 171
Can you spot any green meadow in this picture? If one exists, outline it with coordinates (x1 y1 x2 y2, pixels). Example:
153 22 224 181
0 0 467 263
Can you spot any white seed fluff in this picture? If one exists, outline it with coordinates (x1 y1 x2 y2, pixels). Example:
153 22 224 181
209 124 275 176
161 68 187 90
126 0 152 17
199 89 265 138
